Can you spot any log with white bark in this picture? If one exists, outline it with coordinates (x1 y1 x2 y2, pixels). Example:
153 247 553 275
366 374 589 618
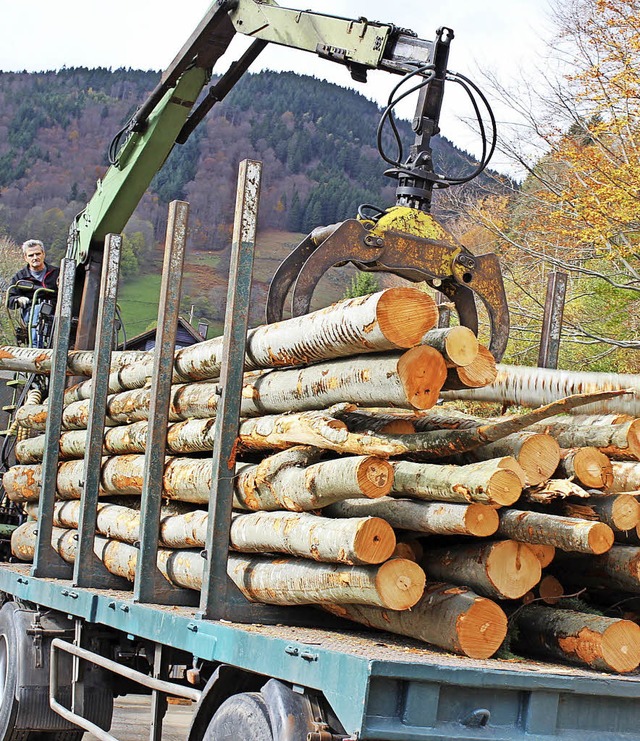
15 390 630 463
441 344 497 390
18 346 449 432
609 461 640 493
233 447 393 511
4 448 394 511
440 364 640 416
420 327 478 368
324 498 499 537
421 539 541 600
463 432 560 487
10 523 425 609
389 458 522 506
324 583 507 659
2 288 438 389
25 500 396 565
511 604 640 673
497 509 614 555
557 447 613 489
533 418 640 461
560 493 640 533
0 346 146 377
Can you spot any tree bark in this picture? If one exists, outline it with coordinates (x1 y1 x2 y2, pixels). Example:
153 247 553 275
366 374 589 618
533 418 640 461
464 432 560 487
609 461 640 492
497 509 614 554
2 288 438 389
6 448 394 511
233 447 393 511
19 347 450 433
420 327 478 368
511 604 640 673
390 458 522 506
560 494 640 533
0 346 145 377
557 447 614 489
28 500 396 565
421 539 541 600
440 364 640 417
552 545 640 593
324 582 507 659
325 498 499 537
10 522 425 608
15 391 629 462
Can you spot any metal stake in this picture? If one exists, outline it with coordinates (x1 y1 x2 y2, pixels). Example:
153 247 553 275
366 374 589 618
133 200 197 606
74 234 129 589
32 258 76 578
538 271 568 369
196 160 330 625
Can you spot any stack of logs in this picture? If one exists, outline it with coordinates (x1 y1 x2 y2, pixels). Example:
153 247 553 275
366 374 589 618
4 286 640 673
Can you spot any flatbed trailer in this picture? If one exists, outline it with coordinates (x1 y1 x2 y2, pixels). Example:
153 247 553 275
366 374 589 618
1 561 640 740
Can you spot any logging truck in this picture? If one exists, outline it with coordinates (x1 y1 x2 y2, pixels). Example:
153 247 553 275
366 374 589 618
1 1 640 740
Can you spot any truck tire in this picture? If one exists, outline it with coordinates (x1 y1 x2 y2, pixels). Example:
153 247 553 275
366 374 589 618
203 691 273 741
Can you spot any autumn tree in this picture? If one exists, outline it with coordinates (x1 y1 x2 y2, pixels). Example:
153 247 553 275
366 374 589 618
456 0 640 371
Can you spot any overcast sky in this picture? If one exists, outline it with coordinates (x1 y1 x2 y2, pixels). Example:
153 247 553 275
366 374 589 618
1 0 553 171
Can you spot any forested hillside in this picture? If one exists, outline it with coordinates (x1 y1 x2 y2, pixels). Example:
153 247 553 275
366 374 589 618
0 67 490 268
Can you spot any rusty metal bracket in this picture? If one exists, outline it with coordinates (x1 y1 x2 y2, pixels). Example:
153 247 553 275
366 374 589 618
266 218 510 360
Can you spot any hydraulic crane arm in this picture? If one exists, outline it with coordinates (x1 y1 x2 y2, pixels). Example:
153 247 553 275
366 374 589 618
67 0 435 267
66 0 509 361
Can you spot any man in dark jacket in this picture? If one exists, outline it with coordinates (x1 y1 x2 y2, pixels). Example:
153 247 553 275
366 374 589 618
8 239 59 346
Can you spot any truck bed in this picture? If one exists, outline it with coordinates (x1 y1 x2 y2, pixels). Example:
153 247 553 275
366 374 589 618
2 562 640 740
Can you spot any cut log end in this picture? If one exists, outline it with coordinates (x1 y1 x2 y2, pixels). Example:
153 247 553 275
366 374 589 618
376 288 438 347
397 346 447 410
352 517 397 564
465 504 500 537
520 434 561 486
486 541 542 599
375 558 426 610
526 544 556 568
572 447 614 489
611 494 640 532
487 469 523 507
455 345 497 388
356 457 394 498
602 620 640 673
628 420 640 460
538 574 564 605
458 597 508 659
588 522 615 554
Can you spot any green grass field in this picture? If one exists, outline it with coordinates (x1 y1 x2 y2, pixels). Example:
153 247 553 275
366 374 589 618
117 274 162 340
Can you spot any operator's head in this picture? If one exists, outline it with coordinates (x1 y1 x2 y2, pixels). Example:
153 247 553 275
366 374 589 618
21 239 46 272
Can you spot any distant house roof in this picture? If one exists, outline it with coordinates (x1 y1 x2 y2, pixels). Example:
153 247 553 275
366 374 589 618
119 317 205 352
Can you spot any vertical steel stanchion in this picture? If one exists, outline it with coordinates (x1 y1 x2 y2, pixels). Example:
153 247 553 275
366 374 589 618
538 271 568 369
198 159 262 620
74 234 129 589
32 257 76 578
133 200 197 606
